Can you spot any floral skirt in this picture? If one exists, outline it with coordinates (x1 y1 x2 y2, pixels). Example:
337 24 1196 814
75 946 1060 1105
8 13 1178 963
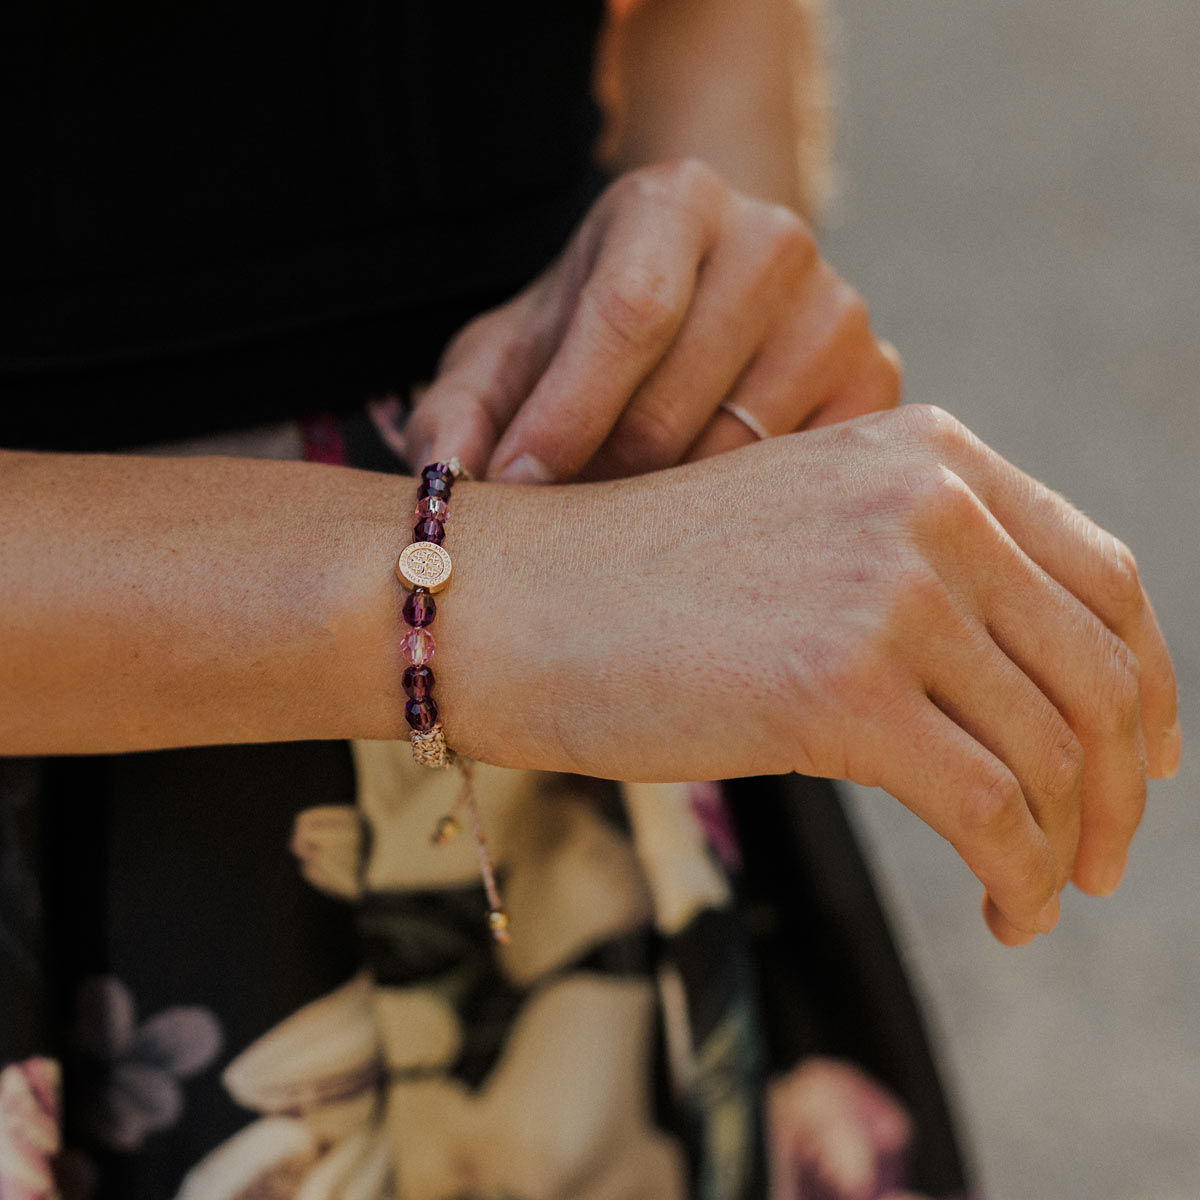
0 413 976 1200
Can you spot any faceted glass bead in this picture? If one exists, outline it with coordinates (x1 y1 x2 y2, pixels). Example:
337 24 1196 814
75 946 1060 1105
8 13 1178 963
421 462 454 484
415 496 450 522
412 518 445 545
400 626 436 666
403 589 437 627
402 665 435 699
417 476 451 501
405 696 439 732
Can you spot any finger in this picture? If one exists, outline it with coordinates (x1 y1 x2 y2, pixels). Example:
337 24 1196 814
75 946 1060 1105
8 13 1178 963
402 286 562 477
581 200 814 479
907 455 1149 897
486 163 726 483
682 405 763 462
707 269 882 444
918 407 1180 779
365 395 411 464
685 281 886 462
982 891 1039 947
801 338 904 429
683 333 900 462
975 530 1149 895
867 694 1062 938
921 605 1085 891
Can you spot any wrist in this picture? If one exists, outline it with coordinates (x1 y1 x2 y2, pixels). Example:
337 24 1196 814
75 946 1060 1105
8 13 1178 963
432 470 675 774
430 478 568 767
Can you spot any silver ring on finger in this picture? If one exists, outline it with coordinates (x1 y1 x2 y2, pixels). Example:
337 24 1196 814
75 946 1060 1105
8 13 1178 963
718 401 773 441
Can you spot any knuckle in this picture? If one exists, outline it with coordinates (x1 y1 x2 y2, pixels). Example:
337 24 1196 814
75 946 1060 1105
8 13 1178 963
960 767 1024 837
590 269 680 351
1100 535 1144 618
892 461 983 533
837 285 872 342
660 156 723 202
1099 638 1142 734
883 559 954 630
929 465 984 525
755 201 816 264
895 403 970 451
1042 726 1086 805
632 157 723 210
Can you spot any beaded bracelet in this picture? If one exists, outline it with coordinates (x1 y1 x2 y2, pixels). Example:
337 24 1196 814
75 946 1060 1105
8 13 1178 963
395 459 509 943
395 459 460 767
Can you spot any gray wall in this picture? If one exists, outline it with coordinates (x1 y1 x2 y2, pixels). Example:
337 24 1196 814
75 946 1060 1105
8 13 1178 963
820 3 1200 1198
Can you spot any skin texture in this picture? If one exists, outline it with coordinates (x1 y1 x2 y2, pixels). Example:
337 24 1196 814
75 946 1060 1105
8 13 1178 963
0 451 422 754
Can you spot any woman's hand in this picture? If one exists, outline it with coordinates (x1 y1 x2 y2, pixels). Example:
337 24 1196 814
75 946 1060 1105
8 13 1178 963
766 1058 923 1200
399 159 900 483
439 405 1181 945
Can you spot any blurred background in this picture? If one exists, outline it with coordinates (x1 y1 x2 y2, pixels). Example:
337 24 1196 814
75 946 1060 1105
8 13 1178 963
818 2 1199 1197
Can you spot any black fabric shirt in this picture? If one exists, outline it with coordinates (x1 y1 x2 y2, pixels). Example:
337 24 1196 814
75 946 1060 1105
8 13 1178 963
0 0 605 448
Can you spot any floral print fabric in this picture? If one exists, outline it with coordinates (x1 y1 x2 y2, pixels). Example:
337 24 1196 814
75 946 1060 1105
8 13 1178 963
171 745 763 1200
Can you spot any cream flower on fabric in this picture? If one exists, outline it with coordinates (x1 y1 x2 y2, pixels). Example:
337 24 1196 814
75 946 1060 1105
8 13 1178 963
382 975 687 1200
178 976 402 1199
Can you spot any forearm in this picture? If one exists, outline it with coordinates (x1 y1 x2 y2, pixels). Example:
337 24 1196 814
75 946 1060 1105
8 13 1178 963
601 0 826 213
0 450 422 754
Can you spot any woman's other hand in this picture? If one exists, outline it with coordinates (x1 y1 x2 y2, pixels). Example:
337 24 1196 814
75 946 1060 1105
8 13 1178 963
766 1058 924 1200
401 159 901 482
439 405 1181 945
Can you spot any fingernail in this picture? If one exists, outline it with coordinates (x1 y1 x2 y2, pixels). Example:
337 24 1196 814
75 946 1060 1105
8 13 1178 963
497 452 553 485
1160 720 1182 779
1035 893 1062 932
1096 854 1128 896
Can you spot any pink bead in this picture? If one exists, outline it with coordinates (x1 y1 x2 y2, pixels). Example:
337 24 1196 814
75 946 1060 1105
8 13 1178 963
401 627 436 666
416 496 450 521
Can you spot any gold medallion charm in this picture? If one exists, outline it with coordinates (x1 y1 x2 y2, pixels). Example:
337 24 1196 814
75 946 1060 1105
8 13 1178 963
396 542 453 592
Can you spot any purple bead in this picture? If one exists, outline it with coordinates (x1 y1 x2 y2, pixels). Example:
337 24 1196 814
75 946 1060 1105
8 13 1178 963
415 495 450 522
405 696 439 732
417 476 451 501
421 462 454 484
402 665 435 699
403 589 437 628
412 518 445 545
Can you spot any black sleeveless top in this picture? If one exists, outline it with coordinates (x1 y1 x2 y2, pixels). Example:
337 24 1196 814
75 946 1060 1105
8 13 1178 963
0 0 606 449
